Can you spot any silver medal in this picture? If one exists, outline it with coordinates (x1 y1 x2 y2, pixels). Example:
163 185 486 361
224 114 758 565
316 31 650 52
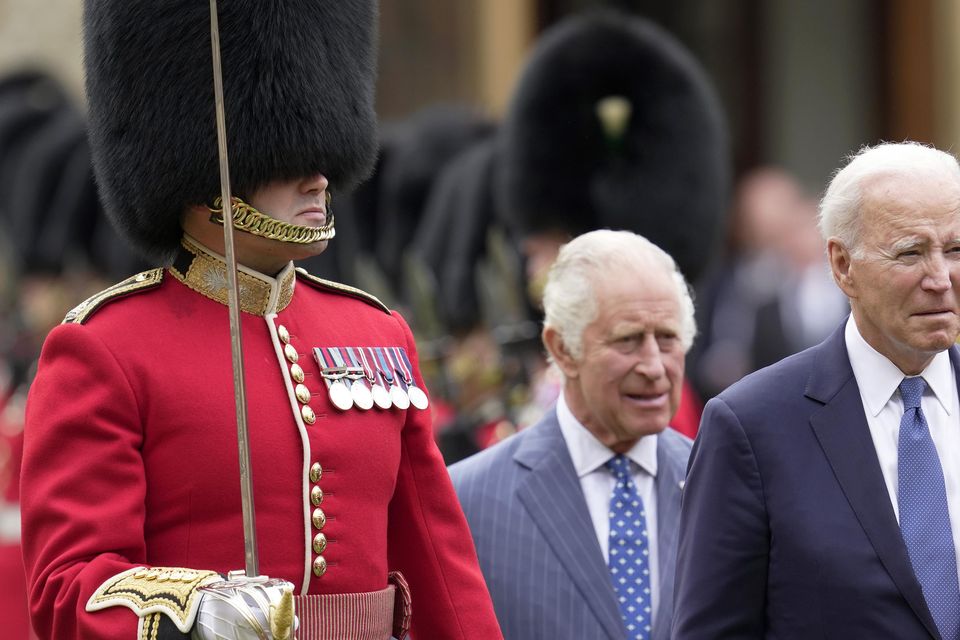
371 383 392 409
350 380 374 410
328 380 354 411
407 385 429 410
390 384 410 410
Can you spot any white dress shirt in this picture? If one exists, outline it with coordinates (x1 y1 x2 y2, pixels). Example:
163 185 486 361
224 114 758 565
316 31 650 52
845 315 960 577
556 391 659 624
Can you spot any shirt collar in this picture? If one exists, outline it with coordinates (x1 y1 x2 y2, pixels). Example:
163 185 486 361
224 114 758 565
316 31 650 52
168 234 297 316
845 315 953 416
556 390 658 478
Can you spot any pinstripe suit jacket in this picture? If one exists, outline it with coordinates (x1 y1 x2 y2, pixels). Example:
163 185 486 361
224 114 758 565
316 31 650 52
449 408 692 640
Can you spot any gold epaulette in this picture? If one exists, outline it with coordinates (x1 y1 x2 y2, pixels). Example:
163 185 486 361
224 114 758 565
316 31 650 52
86 566 220 634
63 268 165 325
295 267 390 314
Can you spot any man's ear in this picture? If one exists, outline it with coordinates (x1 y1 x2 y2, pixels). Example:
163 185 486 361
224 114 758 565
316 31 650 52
827 238 857 298
543 326 579 379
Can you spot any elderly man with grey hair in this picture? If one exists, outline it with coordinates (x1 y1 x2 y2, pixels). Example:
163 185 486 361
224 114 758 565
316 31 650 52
449 229 695 640
673 141 960 640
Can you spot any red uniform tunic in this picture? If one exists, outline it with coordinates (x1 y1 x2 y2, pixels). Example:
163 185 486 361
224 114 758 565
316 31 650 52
21 237 502 639
0 393 32 640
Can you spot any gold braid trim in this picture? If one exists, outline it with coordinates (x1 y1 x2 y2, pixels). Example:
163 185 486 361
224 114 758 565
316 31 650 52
86 566 220 633
63 269 165 325
209 195 335 244
139 613 162 640
295 268 390 313
169 236 296 316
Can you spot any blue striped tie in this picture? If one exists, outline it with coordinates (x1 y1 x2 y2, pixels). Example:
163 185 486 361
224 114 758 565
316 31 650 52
898 376 960 640
606 454 652 640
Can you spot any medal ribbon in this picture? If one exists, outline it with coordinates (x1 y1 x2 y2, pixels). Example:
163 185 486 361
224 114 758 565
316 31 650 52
390 347 413 386
355 347 376 383
344 347 368 383
383 348 406 390
328 347 347 369
327 347 362 383
374 348 395 385
312 348 334 389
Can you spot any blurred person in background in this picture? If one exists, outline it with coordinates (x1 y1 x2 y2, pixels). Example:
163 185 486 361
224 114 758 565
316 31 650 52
450 229 695 640
690 166 847 399
751 180 849 370
409 136 540 462
0 68 142 640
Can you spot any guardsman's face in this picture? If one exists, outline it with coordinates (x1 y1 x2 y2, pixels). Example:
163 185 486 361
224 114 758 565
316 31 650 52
831 172 960 374
239 173 332 272
181 173 333 275
247 173 331 230
552 265 686 453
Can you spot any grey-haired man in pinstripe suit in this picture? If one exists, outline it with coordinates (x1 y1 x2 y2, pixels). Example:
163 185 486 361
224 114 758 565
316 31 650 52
450 230 693 640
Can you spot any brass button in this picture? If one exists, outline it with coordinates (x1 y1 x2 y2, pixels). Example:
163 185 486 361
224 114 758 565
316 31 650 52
284 344 299 364
296 384 312 404
312 533 327 554
312 555 327 577
312 508 326 530
309 462 322 483
301 405 316 425
311 485 324 506
277 324 291 344
290 363 305 384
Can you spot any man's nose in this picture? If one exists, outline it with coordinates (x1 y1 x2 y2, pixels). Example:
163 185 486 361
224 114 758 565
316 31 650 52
300 173 329 194
922 253 953 292
633 335 666 379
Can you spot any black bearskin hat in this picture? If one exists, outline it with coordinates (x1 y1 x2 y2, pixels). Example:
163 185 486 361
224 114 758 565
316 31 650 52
376 105 494 287
84 0 379 261
495 10 729 283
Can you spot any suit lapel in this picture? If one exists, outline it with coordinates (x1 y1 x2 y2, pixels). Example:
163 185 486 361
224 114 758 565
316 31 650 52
514 414 626 640
653 432 684 640
806 327 941 639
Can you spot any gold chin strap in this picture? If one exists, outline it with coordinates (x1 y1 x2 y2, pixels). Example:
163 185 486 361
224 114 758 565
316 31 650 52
208 194 335 244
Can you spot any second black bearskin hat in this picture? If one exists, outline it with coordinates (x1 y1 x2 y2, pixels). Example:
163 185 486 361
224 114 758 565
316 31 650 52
496 10 729 283
84 0 379 261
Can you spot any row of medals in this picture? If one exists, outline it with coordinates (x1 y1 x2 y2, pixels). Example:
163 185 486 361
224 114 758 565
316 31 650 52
312 346 429 412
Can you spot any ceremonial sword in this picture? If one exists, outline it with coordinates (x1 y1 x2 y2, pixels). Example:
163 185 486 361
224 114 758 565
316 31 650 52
208 0 259 578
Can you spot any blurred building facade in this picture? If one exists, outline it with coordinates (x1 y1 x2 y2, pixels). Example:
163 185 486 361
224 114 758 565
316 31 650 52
377 0 960 188
3 0 960 186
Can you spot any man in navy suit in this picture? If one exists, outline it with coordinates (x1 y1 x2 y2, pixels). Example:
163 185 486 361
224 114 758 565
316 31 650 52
450 230 695 640
673 141 960 639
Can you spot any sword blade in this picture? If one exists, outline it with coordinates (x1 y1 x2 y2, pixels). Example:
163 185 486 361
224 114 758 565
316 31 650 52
209 0 259 578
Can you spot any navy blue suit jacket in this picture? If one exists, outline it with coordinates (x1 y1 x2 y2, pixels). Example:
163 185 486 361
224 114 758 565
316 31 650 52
673 323 950 639
450 407 692 640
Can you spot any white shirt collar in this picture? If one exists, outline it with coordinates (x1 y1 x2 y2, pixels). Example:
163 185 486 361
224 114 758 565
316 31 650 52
845 315 953 416
556 390 658 479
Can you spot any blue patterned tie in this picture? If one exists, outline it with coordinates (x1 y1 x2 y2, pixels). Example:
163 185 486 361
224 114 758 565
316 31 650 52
898 376 960 640
606 454 652 640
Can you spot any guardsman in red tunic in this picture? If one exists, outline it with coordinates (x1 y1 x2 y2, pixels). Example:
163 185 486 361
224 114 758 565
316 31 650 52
20 2 503 639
